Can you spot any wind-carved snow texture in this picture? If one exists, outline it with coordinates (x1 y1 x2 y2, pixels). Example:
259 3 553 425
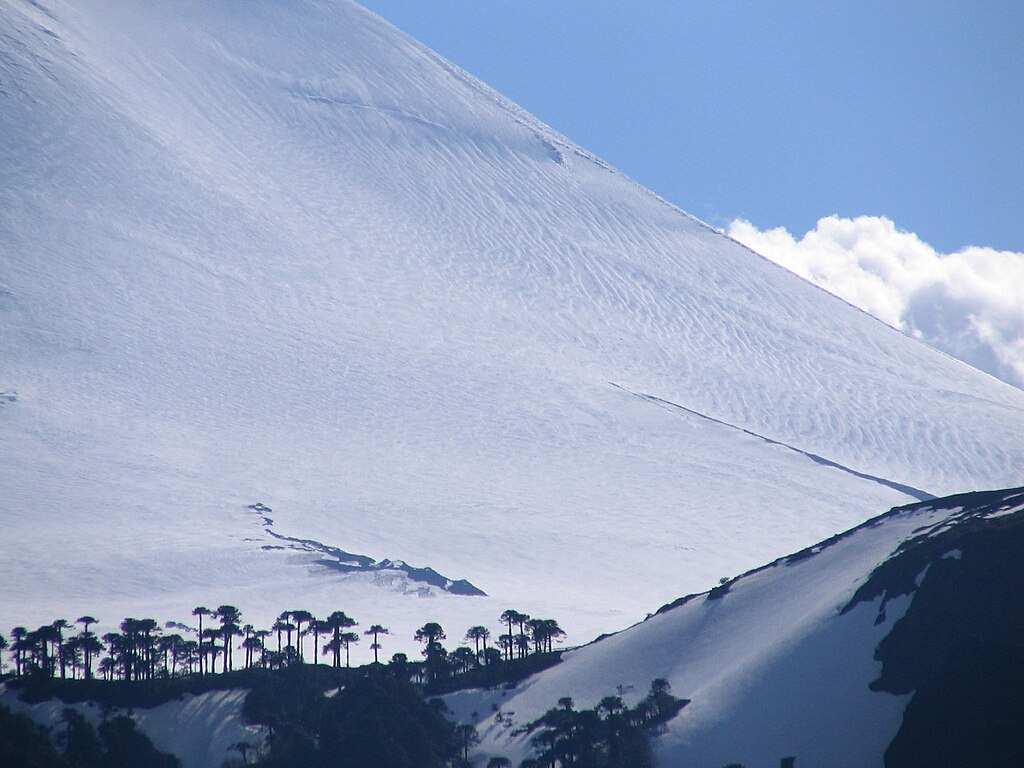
2 0 1024 652
248 503 485 596
610 383 935 501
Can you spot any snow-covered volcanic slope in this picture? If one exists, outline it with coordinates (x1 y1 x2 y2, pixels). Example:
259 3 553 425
2 0 1023 646
454 487 1024 768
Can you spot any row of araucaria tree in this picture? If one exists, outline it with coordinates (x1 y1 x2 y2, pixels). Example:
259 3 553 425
0 606 565 684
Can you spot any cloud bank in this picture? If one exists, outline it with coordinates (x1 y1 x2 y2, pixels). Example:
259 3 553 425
728 215 1024 390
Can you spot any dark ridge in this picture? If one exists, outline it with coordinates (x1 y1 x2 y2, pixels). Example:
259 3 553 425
445 579 484 597
246 503 486 596
610 382 935 501
653 486 1024 619
841 487 1024 617
705 580 732 600
423 650 564 696
653 593 701 616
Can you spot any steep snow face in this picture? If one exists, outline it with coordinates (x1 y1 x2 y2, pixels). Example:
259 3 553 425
2 0 1023 647
458 490 1024 767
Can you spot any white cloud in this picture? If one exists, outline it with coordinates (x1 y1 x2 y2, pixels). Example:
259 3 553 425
728 215 1024 390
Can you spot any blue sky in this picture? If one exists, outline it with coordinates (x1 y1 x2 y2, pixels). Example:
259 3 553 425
360 1 1022 253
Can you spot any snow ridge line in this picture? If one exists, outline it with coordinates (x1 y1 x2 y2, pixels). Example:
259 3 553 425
609 383 934 502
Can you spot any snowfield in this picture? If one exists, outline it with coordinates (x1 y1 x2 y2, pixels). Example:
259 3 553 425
2 0 1023 651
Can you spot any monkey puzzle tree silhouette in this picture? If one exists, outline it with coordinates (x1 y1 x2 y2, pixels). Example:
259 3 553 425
527 618 566 654
50 619 72 679
451 646 476 675
34 623 60 677
271 616 289 655
214 605 242 673
515 613 532 659
339 631 360 668
192 606 211 675
526 681 684 768
157 634 181 677
365 624 389 664
229 740 257 766
76 631 104 680
464 626 491 666
324 611 357 669
499 610 520 661
497 634 513 663
415 622 447 685
202 628 221 675
166 634 190 676
239 624 254 669
64 636 85 679
6 599 563 695
98 655 115 681
414 622 446 648
242 632 261 670
307 619 327 664
137 619 160 680
182 639 199 675
10 627 28 677
101 632 123 680
389 652 409 679
288 610 313 661
281 612 294 649
498 610 532 659
75 616 100 680
118 619 140 681
454 723 479 764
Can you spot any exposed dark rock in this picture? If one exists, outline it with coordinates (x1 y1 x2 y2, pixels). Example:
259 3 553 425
248 503 486 596
839 487 1024 767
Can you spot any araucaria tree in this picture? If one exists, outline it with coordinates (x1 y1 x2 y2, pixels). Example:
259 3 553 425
288 610 313 661
192 606 211 675
499 610 530 660
75 616 100 679
464 626 491 665
525 679 688 768
339 630 359 668
3 602 568 696
215 605 242 673
528 618 566 654
323 611 357 669
414 622 447 684
10 627 28 676
365 624 389 664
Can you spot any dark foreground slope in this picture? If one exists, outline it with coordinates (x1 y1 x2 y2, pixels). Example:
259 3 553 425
458 487 1024 767
3 488 1023 767
844 488 1024 768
